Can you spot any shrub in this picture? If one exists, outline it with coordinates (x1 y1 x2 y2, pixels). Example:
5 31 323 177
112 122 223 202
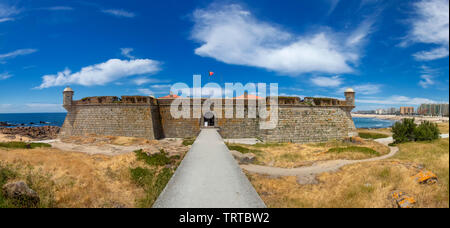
392 118 417 144
414 121 440 141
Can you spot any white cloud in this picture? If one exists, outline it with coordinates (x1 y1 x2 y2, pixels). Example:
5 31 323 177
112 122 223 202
191 4 374 75
37 59 161 89
0 72 12 80
102 9 135 18
311 76 343 87
413 47 449 61
137 88 154 96
0 49 37 59
0 3 20 22
357 95 438 105
132 77 167 85
405 0 449 61
41 6 74 11
339 83 382 95
121 48 135 59
419 74 435 88
150 84 172 89
0 103 65 113
0 17 13 23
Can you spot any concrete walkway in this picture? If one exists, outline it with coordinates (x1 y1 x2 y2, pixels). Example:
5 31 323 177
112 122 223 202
153 128 266 208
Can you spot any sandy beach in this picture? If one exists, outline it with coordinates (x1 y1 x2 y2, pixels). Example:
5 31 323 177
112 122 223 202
352 113 449 123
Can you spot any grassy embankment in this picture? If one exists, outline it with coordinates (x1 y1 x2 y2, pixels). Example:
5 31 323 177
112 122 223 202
247 123 449 208
226 139 389 168
0 140 185 208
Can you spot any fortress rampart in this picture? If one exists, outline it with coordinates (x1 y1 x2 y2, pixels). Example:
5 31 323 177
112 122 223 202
59 87 357 143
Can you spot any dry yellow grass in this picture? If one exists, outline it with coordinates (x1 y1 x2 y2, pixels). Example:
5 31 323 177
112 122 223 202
240 140 390 168
248 139 449 208
357 128 392 136
437 123 449 134
0 147 153 208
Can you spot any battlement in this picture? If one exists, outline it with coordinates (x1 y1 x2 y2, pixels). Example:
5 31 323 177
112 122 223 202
73 96 158 105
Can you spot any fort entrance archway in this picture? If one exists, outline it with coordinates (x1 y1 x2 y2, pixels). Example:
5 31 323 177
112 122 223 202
203 111 215 127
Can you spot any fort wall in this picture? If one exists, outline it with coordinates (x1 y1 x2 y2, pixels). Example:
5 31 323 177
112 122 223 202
60 87 357 143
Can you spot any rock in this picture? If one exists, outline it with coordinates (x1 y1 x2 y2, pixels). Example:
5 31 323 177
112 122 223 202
0 121 16 127
413 170 438 184
0 126 60 140
2 181 40 207
297 174 319 185
230 150 256 164
390 191 416 208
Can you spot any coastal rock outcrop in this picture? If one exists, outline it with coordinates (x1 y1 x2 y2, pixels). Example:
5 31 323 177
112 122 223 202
0 126 60 139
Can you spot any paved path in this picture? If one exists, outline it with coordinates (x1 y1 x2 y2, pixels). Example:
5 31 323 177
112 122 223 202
153 128 266 208
241 134 449 178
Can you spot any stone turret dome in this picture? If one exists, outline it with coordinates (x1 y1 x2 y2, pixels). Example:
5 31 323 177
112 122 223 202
63 86 74 92
345 88 354 93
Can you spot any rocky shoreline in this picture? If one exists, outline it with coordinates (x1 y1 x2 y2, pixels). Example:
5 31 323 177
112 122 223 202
0 126 60 140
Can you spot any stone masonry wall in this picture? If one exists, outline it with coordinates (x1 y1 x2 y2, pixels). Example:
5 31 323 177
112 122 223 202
259 106 356 143
60 97 357 143
59 104 161 139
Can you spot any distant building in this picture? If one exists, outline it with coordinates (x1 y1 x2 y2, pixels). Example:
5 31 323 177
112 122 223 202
355 110 376 114
399 107 414 115
375 109 385 115
386 107 398 115
417 103 449 117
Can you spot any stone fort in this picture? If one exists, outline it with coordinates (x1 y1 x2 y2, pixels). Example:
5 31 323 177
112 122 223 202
59 87 357 143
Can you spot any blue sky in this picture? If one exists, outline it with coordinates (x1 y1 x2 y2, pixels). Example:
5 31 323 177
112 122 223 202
0 0 448 113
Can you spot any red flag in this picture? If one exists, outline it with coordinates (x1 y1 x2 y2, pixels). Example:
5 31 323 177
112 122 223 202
209 71 214 76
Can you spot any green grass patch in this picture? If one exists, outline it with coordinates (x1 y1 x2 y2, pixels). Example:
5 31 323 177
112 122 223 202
327 146 379 156
134 149 179 166
182 138 196 146
358 132 389 139
0 163 55 208
0 142 51 149
130 167 173 208
226 144 262 154
253 142 286 148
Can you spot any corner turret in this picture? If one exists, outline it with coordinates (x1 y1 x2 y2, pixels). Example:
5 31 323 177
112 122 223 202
63 86 74 111
344 88 355 107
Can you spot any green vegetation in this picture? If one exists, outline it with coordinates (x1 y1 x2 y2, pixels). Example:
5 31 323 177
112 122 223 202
226 144 262 154
392 119 440 144
130 167 173 208
134 149 179 166
0 164 17 208
414 121 441 142
253 142 286 148
327 146 379 156
358 132 389 139
182 138 196 146
0 163 55 208
0 142 51 149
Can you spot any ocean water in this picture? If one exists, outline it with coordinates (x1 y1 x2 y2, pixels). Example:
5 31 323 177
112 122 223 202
0 113 67 127
1 113 395 129
352 117 396 129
